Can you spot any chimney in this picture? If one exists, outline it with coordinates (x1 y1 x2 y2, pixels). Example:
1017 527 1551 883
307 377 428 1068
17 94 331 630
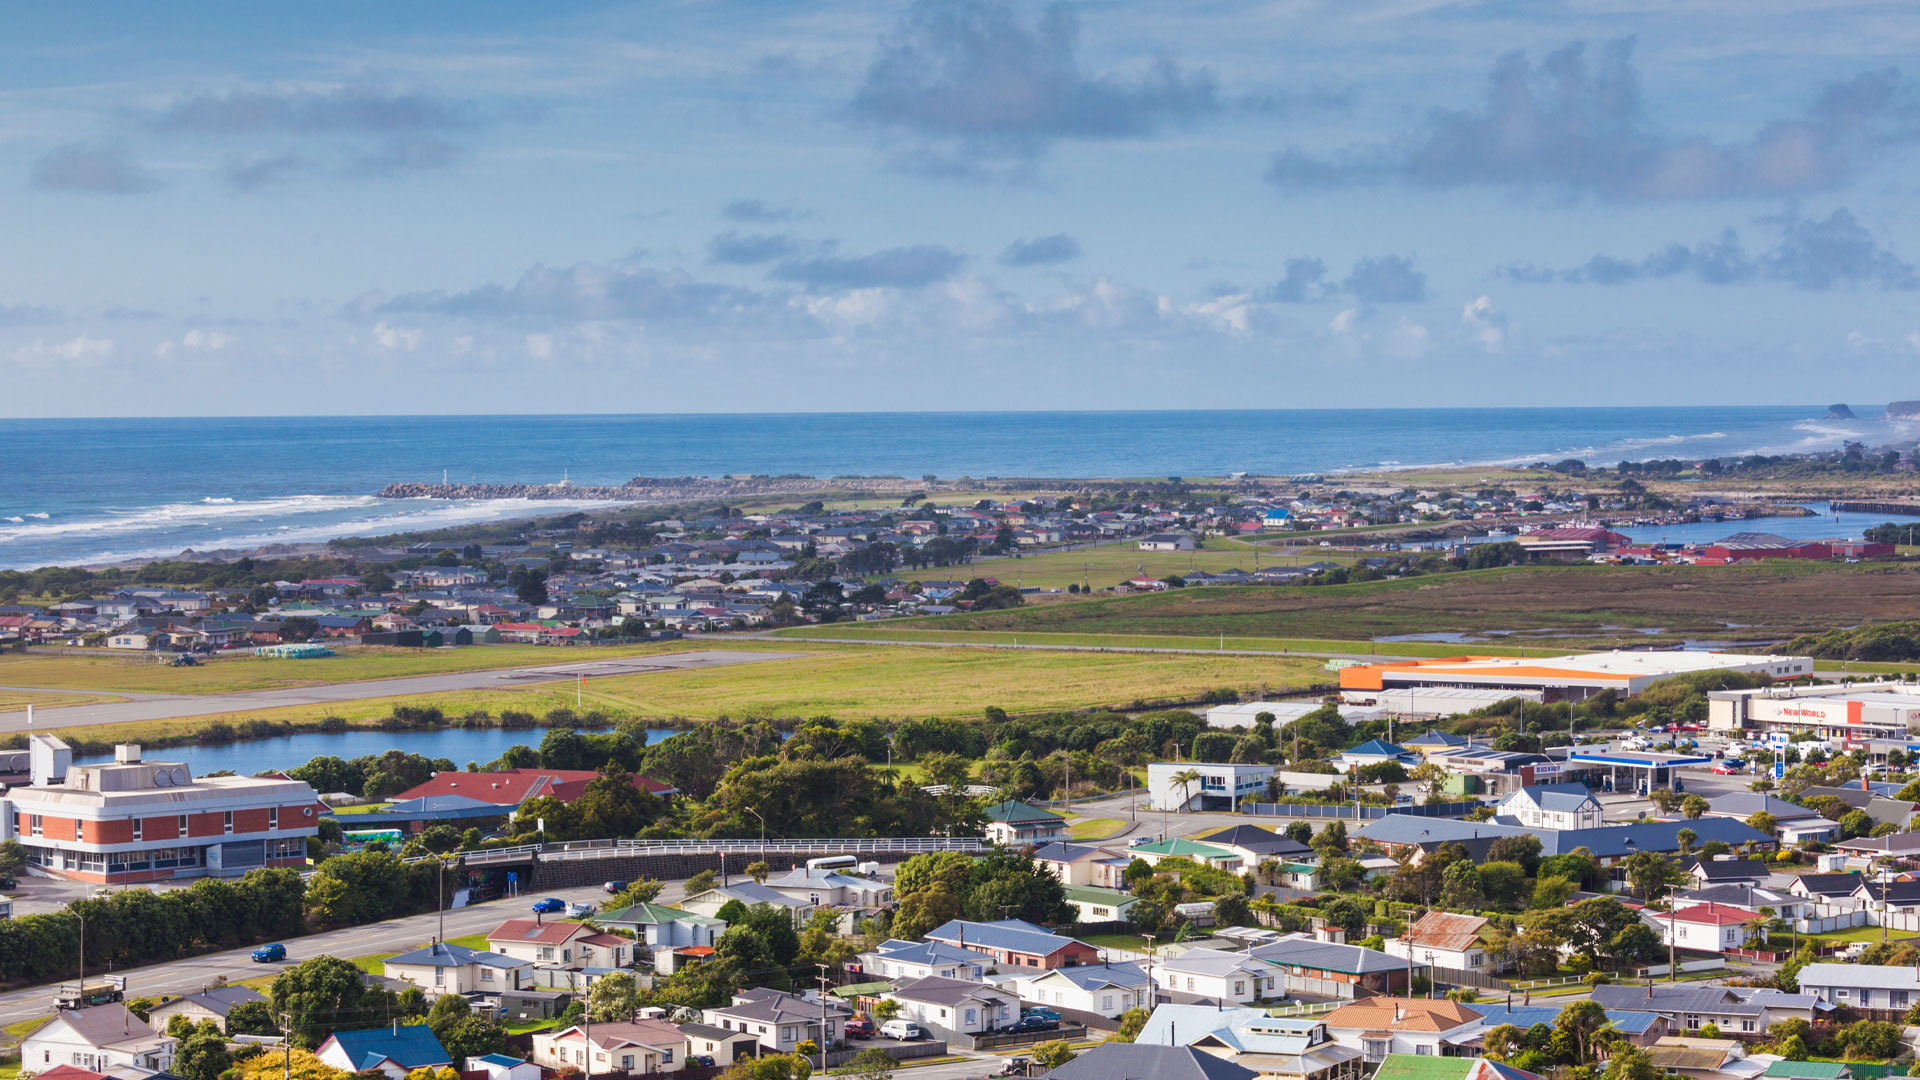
114 744 141 764
1394 1003 1404 1022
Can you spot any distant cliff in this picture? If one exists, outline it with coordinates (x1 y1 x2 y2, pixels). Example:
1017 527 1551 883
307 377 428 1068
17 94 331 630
1825 404 1857 420
1888 401 1920 420
377 475 930 501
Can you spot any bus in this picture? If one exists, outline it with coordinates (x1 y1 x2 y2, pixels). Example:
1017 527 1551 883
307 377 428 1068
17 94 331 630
805 855 858 872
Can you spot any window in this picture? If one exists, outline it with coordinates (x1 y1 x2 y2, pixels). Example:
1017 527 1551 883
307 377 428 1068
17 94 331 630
223 811 234 834
1186 978 1196 991
435 969 445 986
1416 1046 1433 1056
1896 991 1911 1007
1742 1020 1756 1033
621 1058 633 1070
480 968 494 981
268 808 278 830
1102 995 1114 1011
538 947 554 961
29 815 41 838
178 814 189 835
1234 981 1246 996
1363 1040 1389 1062
661 1052 672 1064
132 819 143 842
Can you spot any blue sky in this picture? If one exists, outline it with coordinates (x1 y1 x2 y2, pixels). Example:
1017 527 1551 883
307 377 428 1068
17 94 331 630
5 0 1920 415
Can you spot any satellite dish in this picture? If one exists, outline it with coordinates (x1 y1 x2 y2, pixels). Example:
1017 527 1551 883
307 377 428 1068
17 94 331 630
154 769 172 787
172 767 188 785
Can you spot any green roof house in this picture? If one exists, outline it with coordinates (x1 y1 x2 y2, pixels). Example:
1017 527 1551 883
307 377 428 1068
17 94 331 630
1131 837 1244 872
983 799 1067 846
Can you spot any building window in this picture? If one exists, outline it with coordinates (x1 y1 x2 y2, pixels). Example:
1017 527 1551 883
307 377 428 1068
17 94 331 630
29 815 42 838
662 1052 672 1064
223 811 234 834
268 808 278 830
1364 1040 1389 1062
178 814 189 835
1234 981 1246 996
132 819 143 842
1416 1046 1433 1056
1742 1020 1756 1032
480 968 494 981
621 1058 632 1070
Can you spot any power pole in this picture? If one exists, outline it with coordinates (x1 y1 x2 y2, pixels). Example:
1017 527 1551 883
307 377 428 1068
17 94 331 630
817 963 831 1066
282 1013 294 1080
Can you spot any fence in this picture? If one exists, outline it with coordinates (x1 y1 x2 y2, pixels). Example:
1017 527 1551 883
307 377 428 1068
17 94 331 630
458 835 988 867
1810 901 1920 932
1243 801 1482 821
969 1023 1089 1052
815 1041 950 1068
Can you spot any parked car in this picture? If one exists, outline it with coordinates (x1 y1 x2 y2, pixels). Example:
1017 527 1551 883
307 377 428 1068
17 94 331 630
1711 763 1742 775
531 897 566 914
843 1018 874 1039
251 943 287 963
880 1020 924 1041
567 901 597 918
1007 1016 1058 1034
1021 1008 1061 1023
0 874 15 889
604 880 631 894
999 1058 1035 1077
687 1057 715 1069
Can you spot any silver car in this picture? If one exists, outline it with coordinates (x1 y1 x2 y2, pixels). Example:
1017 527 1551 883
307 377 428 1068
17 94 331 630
567 901 597 918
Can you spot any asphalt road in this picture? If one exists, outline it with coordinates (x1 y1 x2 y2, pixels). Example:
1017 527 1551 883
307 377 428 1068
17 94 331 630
0 650 807 733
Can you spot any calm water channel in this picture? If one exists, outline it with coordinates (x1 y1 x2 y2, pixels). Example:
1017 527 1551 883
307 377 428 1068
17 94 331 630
72 726 680 776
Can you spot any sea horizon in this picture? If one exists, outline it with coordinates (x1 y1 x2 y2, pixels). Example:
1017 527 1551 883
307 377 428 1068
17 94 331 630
0 405 1906 571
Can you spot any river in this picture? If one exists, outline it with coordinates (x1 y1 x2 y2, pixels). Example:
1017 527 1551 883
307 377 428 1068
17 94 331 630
71 726 680 776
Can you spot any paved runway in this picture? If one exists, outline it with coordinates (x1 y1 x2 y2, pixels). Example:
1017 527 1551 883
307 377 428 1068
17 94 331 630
0 649 808 733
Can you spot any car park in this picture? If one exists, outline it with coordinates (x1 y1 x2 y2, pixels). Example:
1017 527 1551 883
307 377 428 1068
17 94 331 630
531 897 566 914
251 943 287 962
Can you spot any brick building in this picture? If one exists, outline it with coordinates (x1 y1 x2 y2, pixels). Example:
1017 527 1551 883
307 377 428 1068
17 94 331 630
0 736 321 883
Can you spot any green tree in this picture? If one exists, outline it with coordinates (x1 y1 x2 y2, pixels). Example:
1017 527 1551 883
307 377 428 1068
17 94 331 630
1621 850 1681 903
177 1023 233 1080
1679 795 1710 820
1031 1041 1076 1069
745 860 772 884
440 1016 507 1061
1603 1044 1657 1080
1531 874 1577 910
847 1049 895 1080
1112 1007 1149 1043
270 955 377 1048
1746 810 1780 839
1555 999 1610 1062
685 870 718 895
1283 821 1313 845
890 881 963 942
1168 768 1203 811
0 838 29 877
587 971 640 1022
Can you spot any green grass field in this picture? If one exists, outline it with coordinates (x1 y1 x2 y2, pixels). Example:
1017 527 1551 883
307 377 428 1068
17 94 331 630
824 560 1920 645
770 624 1556 658
0 641 695 695
1069 817 1125 840
895 544 1352 591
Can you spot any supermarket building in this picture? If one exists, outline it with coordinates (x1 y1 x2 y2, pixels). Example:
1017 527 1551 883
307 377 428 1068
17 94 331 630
0 736 321 883
1709 681 1920 744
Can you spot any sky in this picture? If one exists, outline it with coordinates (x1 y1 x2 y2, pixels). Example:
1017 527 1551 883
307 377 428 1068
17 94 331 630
5 0 1920 415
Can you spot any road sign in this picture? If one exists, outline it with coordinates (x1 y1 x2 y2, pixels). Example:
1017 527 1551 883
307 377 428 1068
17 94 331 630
1774 761 1786 779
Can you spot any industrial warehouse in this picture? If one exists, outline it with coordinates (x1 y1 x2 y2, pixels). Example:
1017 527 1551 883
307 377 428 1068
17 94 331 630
1336 650 1813 701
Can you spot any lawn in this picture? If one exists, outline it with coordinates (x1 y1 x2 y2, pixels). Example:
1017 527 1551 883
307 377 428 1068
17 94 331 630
350 951 399 974
0 1017 49 1041
820 560 1920 645
0 688 123 709
770 625 1556 659
0 641 694 695
19 642 1327 747
1078 933 1155 953
891 544 1352 591
443 934 489 950
332 803 394 815
1069 817 1125 840
1798 926 1920 945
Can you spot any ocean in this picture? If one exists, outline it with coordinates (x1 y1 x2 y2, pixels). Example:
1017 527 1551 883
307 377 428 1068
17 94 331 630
0 406 1907 570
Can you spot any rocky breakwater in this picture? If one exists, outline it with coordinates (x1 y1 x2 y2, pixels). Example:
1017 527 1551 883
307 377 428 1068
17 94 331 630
378 474 931 501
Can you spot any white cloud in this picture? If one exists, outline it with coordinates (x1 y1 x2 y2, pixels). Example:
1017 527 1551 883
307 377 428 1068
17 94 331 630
1329 308 1359 335
1461 295 1508 352
371 320 423 350
181 329 233 350
14 335 112 368
525 332 553 359
1386 317 1430 358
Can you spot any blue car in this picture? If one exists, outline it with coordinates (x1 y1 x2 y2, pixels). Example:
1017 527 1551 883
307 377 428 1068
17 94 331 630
531 897 566 914
251 943 287 963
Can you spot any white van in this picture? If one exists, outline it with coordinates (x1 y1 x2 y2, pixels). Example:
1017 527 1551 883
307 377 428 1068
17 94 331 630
881 1020 924 1041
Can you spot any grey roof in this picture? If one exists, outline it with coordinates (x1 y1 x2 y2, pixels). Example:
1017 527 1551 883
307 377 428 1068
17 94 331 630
1674 885 1792 909
1027 962 1151 991
695 881 810 908
925 919 1088 957
868 939 987 969
677 1023 748 1042
1707 793 1821 820
53 1005 171 1050
711 988 852 1024
1791 873 1864 897
1042 1043 1258 1080
1513 782 1601 812
1403 730 1469 748
1157 947 1278 978
1797 963 1920 990
1202 826 1314 858
160 986 266 1016
386 942 529 969
1357 813 1770 859
1251 936 1417 975
1033 842 1112 863
1591 984 1821 1018
1681 857 1769 882
889 975 1017 1008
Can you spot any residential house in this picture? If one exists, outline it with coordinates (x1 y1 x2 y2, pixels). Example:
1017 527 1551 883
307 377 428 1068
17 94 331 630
465 1054 542 1080
1496 784 1605 830
1402 730 1472 757
1786 873 1862 903
106 632 156 651
390 767 674 810
1463 1004 1669 1050
1331 739 1416 771
983 800 1069 846
1832 877 1920 919
1134 1005 1362 1080
1013 962 1152 1019
1383 911 1492 973
701 988 851 1054
1795 963 1920 1020
23 1007 175 1074
923 919 1101 970
1650 903 1763 953
314 1025 450 1080
859 939 988 982
1137 534 1197 552
531 1020 687 1075
484 920 631 970
594 903 725 973
382 941 532 997
680 881 815 927
1320 998 1484 1063
762 867 893 908
1152 947 1287 1004
1800 786 1918 832
677 1023 761 1066
1700 795 1838 845
1589 984 1827 1038
1644 1037 1751 1080
1039 1043 1257 1080
1253 932 1425 998
1129 837 1244 873
1670 885 1809 921
1060 885 1138 924
883 976 1019 1036
1199 825 1318 868
1355 815 1771 871
1033 842 1132 889
1148 763 1276 812
145 985 267 1034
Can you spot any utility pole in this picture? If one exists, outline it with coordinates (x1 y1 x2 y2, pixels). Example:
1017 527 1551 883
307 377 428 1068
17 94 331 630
1668 879 1678 983
282 1013 294 1080
817 963 832 1066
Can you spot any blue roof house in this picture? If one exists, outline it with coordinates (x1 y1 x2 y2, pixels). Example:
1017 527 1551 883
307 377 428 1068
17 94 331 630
1332 739 1416 771
316 1024 451 1080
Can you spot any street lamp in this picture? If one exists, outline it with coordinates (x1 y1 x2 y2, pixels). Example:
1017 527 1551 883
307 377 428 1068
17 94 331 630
747 806 766 859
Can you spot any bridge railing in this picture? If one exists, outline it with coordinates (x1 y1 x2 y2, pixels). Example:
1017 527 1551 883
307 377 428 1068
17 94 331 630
451 836 988 865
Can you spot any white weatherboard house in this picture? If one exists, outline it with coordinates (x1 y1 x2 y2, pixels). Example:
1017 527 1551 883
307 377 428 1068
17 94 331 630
1796 963 1920 1019
883 976 1019 1036
1013 962 1154 1018
702 988 851 1053
1496 783 1605 830
859 939 987 982
382 941 532 997
23 1006 175 1074
1148 762 1273 812
1153 947 1285 1003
